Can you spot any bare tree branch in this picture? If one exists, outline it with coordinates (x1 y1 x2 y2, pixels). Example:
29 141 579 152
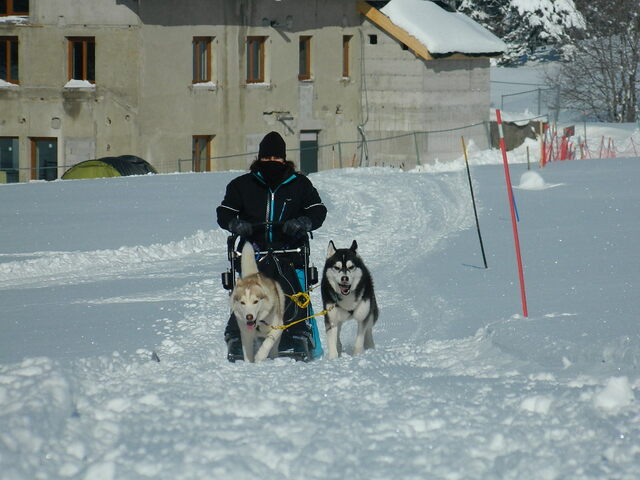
548 0 640 121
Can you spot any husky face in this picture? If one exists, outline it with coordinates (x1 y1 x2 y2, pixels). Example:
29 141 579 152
232 276 276 332
323 240 364 298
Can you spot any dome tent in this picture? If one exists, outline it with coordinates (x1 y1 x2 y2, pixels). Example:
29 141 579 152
62 155 157 180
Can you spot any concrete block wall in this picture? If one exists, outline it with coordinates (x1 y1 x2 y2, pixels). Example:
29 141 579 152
360 22 491 167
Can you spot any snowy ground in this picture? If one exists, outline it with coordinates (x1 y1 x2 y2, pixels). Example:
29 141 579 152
1 141 639 478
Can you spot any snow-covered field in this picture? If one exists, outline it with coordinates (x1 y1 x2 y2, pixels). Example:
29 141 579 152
1 139 639 478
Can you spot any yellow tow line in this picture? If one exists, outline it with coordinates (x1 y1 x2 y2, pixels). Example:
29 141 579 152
271 290 333 331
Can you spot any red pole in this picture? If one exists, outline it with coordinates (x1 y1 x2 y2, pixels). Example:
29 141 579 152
547 132 556 163
541 125 547 167
496 110 529 317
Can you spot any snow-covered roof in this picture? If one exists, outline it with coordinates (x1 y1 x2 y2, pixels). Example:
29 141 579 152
362 0 506 59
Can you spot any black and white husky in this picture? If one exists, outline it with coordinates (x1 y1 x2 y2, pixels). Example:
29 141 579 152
321 240 379 359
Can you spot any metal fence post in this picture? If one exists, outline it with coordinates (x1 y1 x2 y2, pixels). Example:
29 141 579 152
483 120 492 149
413 132 421 166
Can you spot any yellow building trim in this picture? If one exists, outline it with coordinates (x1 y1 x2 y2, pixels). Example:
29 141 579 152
356 0 435 61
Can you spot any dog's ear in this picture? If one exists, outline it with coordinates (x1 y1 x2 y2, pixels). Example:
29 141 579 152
240 242 258 277
350 240 358 252
327 240 337 258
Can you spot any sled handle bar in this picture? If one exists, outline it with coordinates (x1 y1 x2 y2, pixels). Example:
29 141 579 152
226 221 312 261
236 245 304 256
256 246 303 256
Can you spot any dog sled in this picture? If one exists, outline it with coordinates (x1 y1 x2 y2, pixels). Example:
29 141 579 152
221 224 323 363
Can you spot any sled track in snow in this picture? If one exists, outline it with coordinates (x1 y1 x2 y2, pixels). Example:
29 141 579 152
312 168 473 268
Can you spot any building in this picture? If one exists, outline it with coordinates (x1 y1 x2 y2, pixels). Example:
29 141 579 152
0 0 505 182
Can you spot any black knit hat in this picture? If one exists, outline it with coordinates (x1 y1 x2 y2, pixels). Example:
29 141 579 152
258 131 287 160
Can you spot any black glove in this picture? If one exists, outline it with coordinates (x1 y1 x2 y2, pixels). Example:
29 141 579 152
283 216 312 237
228 218 252 237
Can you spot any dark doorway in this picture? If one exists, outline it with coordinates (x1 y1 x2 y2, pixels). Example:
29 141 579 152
299 131 318 174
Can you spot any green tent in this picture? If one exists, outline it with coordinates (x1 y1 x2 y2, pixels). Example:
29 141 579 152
62 155 157 180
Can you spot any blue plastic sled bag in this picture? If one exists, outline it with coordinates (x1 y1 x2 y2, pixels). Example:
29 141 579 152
296 269 324 359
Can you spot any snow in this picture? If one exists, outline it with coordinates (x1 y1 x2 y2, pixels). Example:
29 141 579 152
0 79 19 88
1 139 639 478
0 15 29 25
2 55 640 477
593 377 635 412
514 170 564 190
510 0 585 34
380 0 506 55
64 80 96 89
191 81 217 89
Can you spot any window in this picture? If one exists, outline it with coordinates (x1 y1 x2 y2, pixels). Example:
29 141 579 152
1 0 29 16
30 137 57 181
246 36 266 83
298 35 311 81
0 36 18 84
68 37 95 82
192 135 213 172
193 37 212 83
368 34 378 45
0 137 19 183
342 35 352 78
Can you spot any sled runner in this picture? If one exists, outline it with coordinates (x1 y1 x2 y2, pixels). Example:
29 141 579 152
221 225 323 363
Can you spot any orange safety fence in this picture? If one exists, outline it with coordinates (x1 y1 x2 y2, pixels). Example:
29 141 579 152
541 125 640 167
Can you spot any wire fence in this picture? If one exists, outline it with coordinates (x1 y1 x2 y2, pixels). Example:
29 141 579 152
500 87 559 117
10 113 633 183
176 121 497 174
492 80 560 122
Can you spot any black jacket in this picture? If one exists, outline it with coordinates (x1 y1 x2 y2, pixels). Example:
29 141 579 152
216 169 327 248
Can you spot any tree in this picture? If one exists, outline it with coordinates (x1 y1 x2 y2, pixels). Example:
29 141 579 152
454 0 582 65
502 0 583 64
556 0 639 122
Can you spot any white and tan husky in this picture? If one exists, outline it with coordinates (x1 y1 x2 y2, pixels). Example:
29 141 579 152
231 242 285 362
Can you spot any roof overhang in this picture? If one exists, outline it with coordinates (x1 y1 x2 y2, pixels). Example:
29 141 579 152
356 0 436 60
356 0 504 61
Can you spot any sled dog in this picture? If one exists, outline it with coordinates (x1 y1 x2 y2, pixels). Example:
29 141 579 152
231 242 285 362
321 240 379 359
